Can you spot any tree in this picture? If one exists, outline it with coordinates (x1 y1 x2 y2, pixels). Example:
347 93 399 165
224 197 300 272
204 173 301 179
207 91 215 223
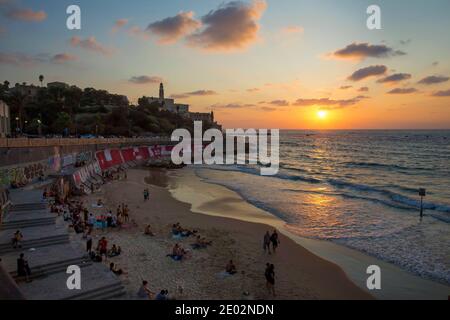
53 112 72 135
3 80 9 89
39 75 44 87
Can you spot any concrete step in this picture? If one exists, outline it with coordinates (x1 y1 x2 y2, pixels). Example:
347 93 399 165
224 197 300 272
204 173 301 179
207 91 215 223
1 217 56 230
9 203 47 212
11 257 92 280
64 282 126 300
0 235 70 255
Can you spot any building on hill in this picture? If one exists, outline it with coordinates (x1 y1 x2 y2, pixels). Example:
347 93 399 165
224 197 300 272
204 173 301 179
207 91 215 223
0 100 11 137
47 82 70 90
11 84 40 99
189 111 222 130
147 83 190 115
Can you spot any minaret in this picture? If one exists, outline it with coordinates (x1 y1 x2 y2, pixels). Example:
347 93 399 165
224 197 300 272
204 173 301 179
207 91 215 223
159 83 164 100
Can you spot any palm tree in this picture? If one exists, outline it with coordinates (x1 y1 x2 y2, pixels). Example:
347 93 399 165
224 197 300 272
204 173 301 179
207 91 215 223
39 75 44 87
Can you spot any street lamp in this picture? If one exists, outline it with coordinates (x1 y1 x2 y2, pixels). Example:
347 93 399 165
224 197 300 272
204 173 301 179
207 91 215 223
15 117 20 135
37 119 42 136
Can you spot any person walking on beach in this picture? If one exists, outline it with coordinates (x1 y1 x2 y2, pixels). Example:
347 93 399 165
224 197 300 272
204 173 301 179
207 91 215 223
270 230 280 253
265 263 276 297
86 234 93 253
263 231 271 254
98 237 108 261
143 189 149 201
17 253 32 282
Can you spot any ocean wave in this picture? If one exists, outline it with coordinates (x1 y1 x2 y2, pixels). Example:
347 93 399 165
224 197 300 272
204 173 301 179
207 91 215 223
202 165 450 215
343 161 432 171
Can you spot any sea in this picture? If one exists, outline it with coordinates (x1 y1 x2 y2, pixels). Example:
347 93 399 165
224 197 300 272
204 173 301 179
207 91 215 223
194 130 450 285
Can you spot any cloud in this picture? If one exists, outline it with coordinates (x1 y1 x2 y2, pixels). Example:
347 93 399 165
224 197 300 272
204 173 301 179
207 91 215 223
247 87 259 92
340 85 353 90
51 53 77 64
171 90 218 99
330 42 406 61
399 39 411 45
377 73 412 84
347 65 387 81
387 88 418 94
128 76 163 84
358 87 369 92
147 11 201 44
6 7 47 22
260 107 276 112
186 0 267 52
432 61 439 67
418 75 449 85
431 89 450 97
0 51 45 67
293 96 368 109
70 36 114 56
127 26 151 39
281 25 303 34
268 99 289 106
211 103 249 109
112 18 129 33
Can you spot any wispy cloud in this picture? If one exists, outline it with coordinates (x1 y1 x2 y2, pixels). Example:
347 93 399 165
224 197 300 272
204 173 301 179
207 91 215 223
147 11 200 44
330 42 405 61
281 25 303 35
387 88 418 94
70 36 114 56
112 18 129 33
347 65 387 81
340 85 353 90
51 53 77 64
171 90 218 99
431 89 450 97
186 0 267 52
377 73 412 84
293 96 368 109
247 87 260 92
418 75 449 85
358 87 369 92
128 76 163 84
6 7 47 22
0 51 47 67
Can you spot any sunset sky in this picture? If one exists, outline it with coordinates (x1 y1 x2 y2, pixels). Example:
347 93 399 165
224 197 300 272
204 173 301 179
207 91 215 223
1 0 450 129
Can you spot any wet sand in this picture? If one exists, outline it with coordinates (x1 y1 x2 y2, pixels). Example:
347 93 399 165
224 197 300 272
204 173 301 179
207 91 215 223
81 168 372 300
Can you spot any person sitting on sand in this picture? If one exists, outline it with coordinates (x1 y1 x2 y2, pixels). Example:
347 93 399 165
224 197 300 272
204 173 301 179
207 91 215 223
226 260 237 275
167 243 186 261
144 225 154 236
155 290 169 300
263 231 271 254
108 244 122 257
109 262 126 276
17 253 32 282
12 230 23 249
137 281 154 299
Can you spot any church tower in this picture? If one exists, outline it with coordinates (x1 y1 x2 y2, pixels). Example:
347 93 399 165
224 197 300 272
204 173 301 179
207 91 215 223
159 83 164 100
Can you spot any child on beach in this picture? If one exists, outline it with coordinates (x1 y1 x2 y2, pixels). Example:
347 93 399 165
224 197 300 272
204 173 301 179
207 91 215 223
12 230 23 248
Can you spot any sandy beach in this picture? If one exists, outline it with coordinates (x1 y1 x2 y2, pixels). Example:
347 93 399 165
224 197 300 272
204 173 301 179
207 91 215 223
75 167 372 300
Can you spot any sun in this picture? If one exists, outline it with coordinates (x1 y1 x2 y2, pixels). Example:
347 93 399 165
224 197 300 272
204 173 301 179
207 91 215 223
317 110 328 119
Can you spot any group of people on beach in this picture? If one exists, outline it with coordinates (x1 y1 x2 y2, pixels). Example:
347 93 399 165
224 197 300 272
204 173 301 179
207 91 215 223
263 230 280 254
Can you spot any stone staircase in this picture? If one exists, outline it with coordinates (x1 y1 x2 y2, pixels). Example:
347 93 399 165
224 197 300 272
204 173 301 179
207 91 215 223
63 281 127 300
0 216 56 230
9 203 47 212
10 256 92 281
0 234 70 255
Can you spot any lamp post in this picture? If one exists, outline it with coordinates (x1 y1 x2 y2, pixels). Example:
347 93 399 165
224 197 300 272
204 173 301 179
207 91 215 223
419 188 426 218
37 119 42 136
15 117 20 136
